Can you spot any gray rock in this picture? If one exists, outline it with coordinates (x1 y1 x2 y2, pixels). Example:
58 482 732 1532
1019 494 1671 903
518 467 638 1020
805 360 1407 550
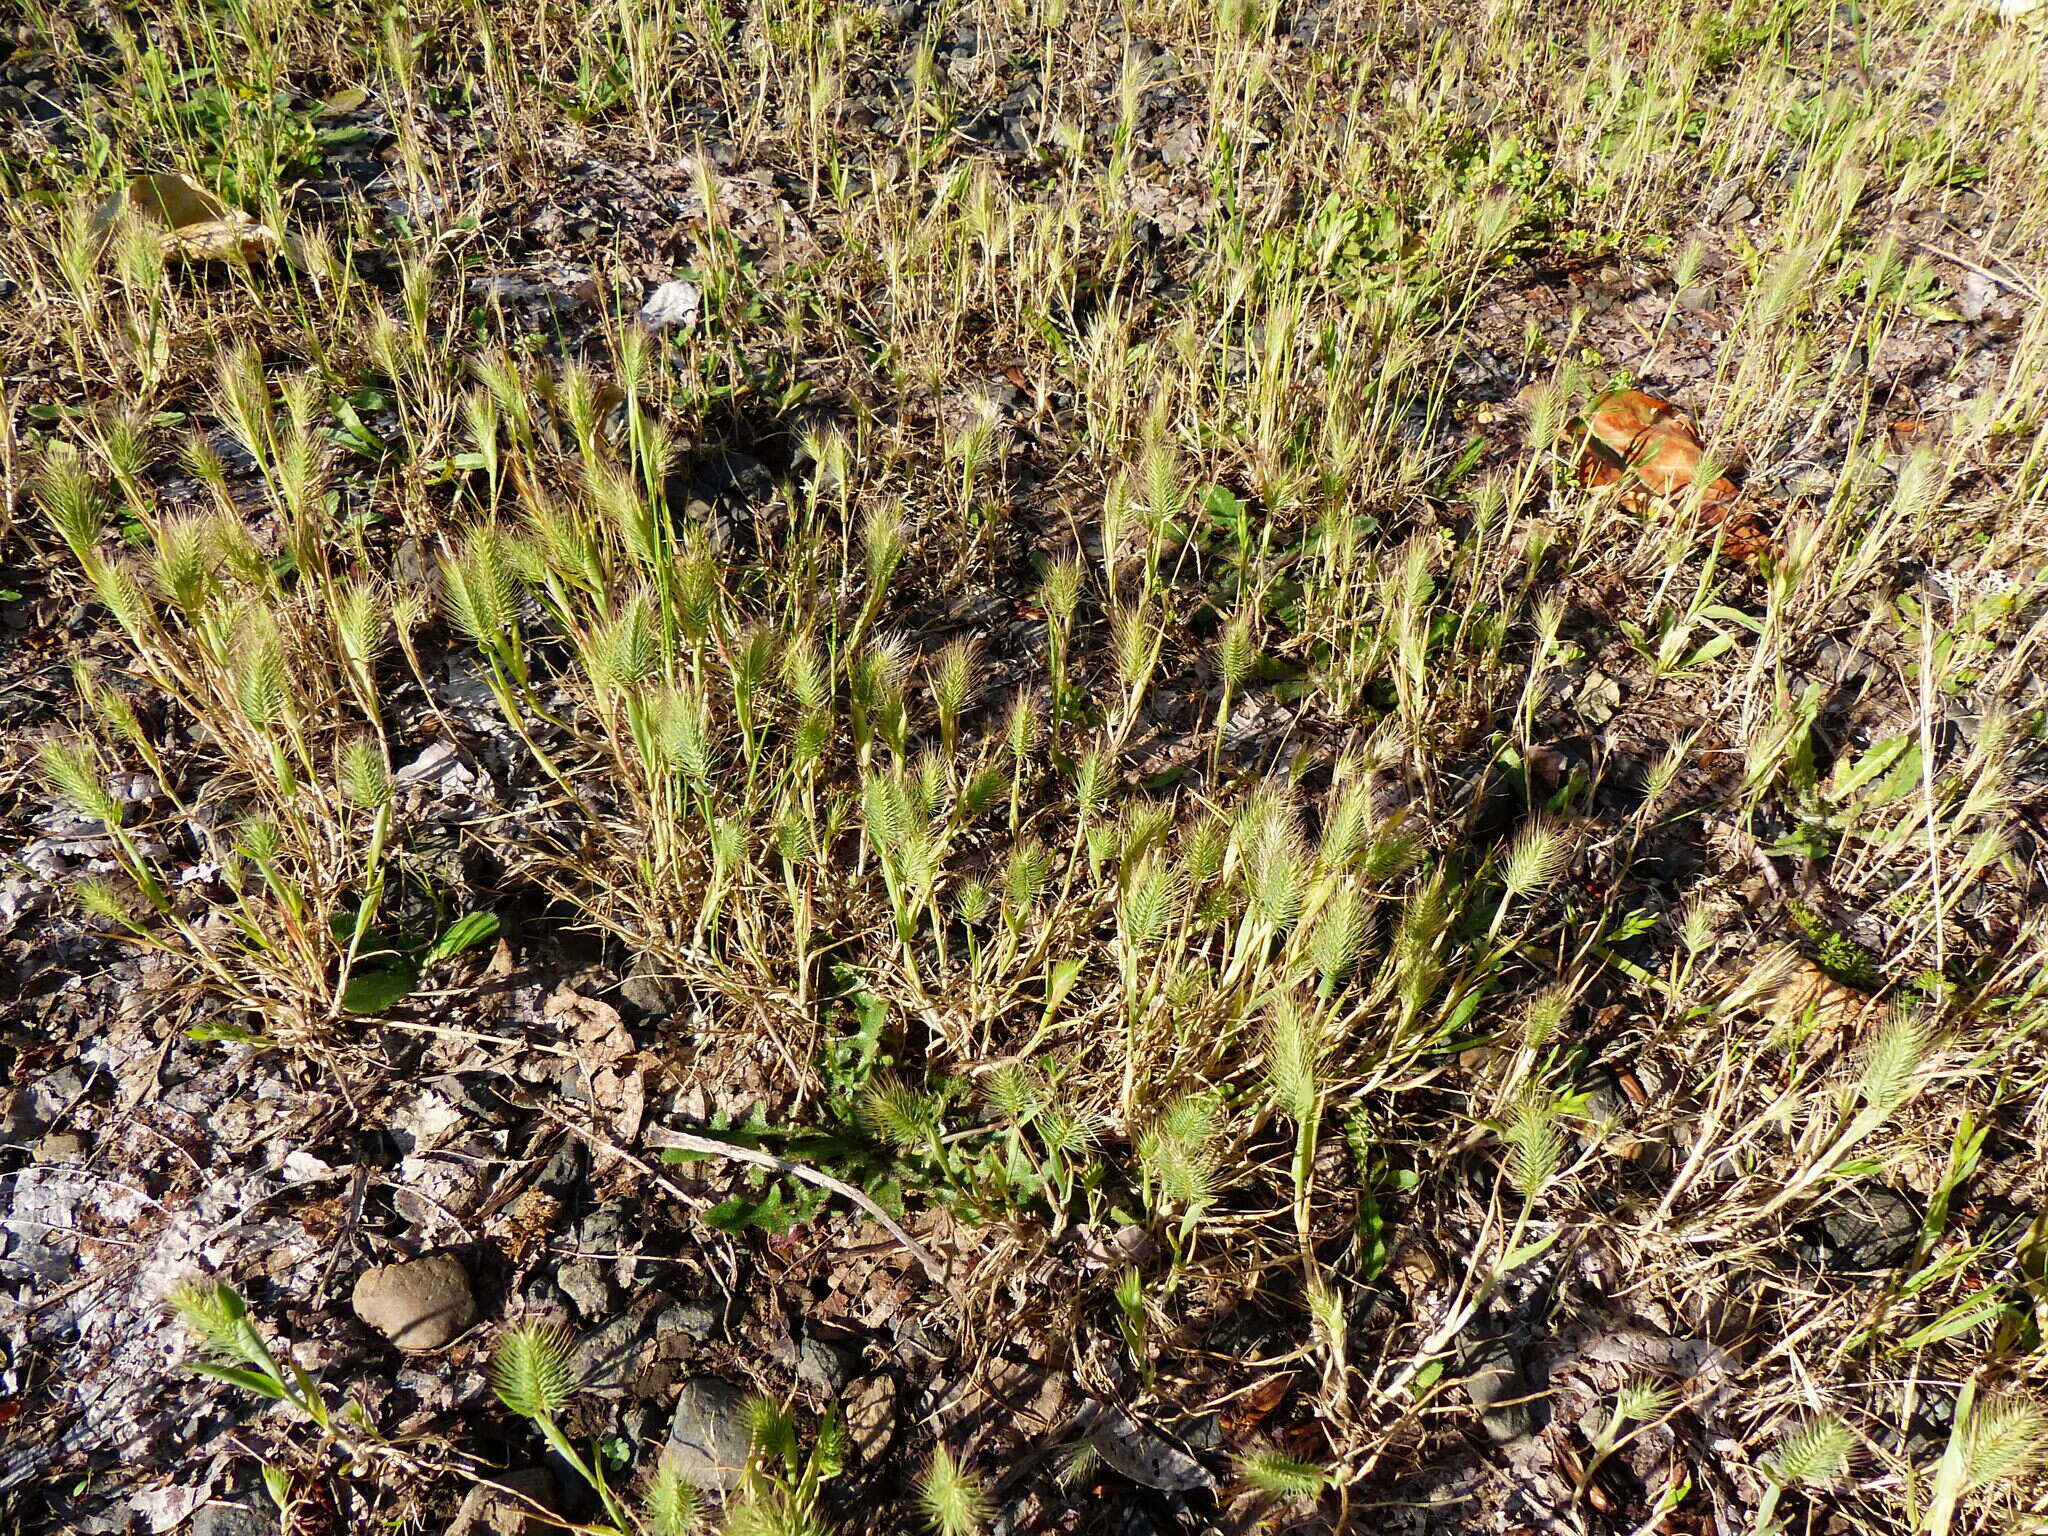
189 1505 271 1536
1077 1400 1214 1492
1795 1185 1921 1275
572 1302 699 1395
24 1066 87 1132
535 1136 586 1196
33 1132 86 1163
1676 285 1715 312
1460 1328 1536 1444
796 1336 854 1396
446 1467 556 1536
664 1377 755 1491
618 956 686 1019
638 279 702 333
1901 1387 1959 1465
351 1252 478 1351
667 1298 723 1342
555 1260 614 1321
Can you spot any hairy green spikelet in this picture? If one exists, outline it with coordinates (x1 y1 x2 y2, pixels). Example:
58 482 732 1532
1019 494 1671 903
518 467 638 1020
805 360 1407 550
1501 819 1569 900
74 877 134 923
1859 1008 1931 1114
1318 777 1375 871
1109 602 1156 693
981 1062 1048 1124
640 1465 705 1536
782 630 829 712
1118 854 1184 949
1005 691 1040 759
1036 1103 1101 1159
338 738 391 809
1264 994 1322 1124
231 608 289 729
1964 1397 2048 1493
1238 1446 1328 1497
742 1393 797 1467
1770 1414 1856 1486
862 503 907 593
1073 750 1112 824
1502 1091 1561 1199
1218 612 1256 691
441 524 522 652
1307 884 1369 996
86 554 155 643
149 515 213 615
930 637 979 727
41 740 121 826
331 577 388 674
859 1075 942 1148
1182 817 1228 888
1038 556 1084 626
1521 985 1572 1050
36 453 108 563
584 592 657 699
1139 1091 1227 1215
489 1322 576 1420
1004 840 1051 911
918 1445 991 1536
167 1279 248 1357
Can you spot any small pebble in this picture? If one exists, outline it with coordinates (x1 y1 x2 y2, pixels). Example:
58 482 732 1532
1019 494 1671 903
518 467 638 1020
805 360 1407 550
351 1252 478 1351
664 1377 755 1491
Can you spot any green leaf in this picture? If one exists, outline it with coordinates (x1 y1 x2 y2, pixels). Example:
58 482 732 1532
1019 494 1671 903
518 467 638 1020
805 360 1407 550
1869 741 1925 807
341 960 419 1014
425 911 500 964
1831 735 1914 799
703 1185 803 1234
1685 630 1738 668
1499 1229 1565 1270
317 85 369 115
1887 1291 2015 1354
1201 484 1248 533
185 1360 288 1398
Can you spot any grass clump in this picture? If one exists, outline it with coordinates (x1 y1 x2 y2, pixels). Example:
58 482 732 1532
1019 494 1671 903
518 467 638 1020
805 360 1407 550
6 0 2048 1529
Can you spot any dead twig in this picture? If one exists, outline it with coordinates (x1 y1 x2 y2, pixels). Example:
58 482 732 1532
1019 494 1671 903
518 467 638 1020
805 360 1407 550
1906 236 2044 303
641 1123 950 1285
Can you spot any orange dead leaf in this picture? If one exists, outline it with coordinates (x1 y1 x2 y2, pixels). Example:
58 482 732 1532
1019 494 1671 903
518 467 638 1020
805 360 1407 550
1577 389 1736 506
1221 1372 1297 1433
1571 388 1779 560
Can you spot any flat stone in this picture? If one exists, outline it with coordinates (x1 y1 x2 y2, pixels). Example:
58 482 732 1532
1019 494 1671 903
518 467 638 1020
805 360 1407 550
618 956 686 1019
33 1131 86 1163
188 1506 271 1536
1795 1185 1921 1275
639 278 701 332
1460 1329 1536 1445
844 1375 897 1461
555 1260 614 1321
351 1252 478 1351
572 1305 673 1396
446 1468 556 1536
796 1336 855 1396
664 1377 755 1491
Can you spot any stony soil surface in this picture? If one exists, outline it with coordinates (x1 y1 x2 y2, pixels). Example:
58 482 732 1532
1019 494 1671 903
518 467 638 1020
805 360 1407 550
5 3 2048 1535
